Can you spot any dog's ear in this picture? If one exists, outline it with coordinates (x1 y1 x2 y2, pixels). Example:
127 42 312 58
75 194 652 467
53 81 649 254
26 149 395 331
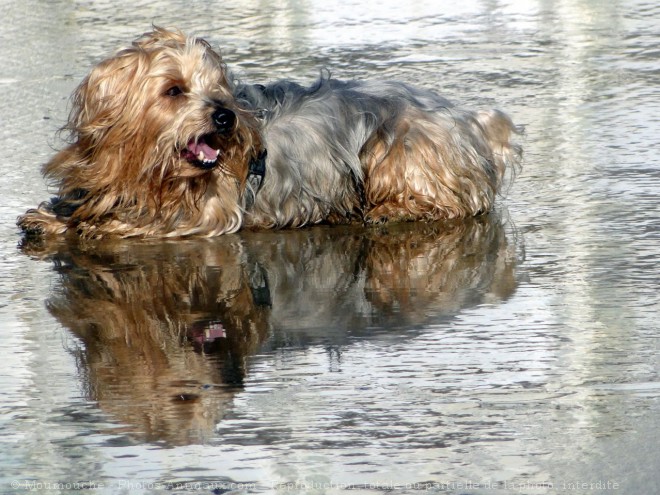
67 49 147 141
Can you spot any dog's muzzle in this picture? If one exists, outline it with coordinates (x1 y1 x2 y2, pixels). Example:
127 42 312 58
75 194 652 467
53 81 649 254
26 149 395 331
182 107 236 170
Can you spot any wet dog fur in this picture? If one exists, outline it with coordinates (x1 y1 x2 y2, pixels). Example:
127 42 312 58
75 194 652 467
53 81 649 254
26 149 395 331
18 28 522 238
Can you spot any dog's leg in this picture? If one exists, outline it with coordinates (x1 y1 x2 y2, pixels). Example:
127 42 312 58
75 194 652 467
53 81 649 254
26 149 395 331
362 107 518 223
361 126 431 223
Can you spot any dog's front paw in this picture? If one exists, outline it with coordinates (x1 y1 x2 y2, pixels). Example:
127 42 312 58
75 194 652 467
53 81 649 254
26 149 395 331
17 207 68 238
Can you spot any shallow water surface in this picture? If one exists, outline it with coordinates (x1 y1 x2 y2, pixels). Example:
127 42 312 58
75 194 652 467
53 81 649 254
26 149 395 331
1 0 659 494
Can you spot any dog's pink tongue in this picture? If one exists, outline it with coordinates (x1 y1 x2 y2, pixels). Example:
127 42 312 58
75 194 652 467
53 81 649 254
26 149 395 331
187 139 219 162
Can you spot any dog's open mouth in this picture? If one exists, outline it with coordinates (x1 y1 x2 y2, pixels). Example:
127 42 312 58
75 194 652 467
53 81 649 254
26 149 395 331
182 134 222 170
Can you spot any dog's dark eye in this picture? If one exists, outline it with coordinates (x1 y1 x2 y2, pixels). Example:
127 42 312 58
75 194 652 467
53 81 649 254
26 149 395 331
166 85 184 97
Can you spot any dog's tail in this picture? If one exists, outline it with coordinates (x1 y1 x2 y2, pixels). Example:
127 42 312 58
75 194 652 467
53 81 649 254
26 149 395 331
473 109 523 196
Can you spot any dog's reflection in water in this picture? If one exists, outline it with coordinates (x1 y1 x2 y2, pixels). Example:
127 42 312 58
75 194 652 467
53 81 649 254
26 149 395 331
41 239 266 444
25 215 519 444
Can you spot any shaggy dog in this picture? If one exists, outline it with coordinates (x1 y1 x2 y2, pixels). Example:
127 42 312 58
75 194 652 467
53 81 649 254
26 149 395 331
18 28 521 238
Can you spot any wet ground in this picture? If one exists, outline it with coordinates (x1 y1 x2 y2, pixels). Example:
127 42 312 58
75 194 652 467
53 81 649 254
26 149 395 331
0 0 658 494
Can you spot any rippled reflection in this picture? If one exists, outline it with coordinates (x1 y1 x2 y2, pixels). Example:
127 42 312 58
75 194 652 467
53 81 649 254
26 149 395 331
3 0 659 491
21 215 519 445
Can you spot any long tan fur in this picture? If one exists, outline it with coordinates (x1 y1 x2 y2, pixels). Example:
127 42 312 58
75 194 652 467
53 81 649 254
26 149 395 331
19 28 261 238
18 28 521 239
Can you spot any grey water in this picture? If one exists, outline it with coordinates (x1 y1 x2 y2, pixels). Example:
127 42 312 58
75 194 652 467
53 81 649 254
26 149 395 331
1 0 658 494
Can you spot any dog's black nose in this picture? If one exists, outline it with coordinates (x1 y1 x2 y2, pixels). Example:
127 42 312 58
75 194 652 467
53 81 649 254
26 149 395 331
212 108 236 134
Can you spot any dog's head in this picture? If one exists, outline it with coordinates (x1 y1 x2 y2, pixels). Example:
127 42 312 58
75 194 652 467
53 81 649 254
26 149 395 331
22 28 261 238
70 27 260 177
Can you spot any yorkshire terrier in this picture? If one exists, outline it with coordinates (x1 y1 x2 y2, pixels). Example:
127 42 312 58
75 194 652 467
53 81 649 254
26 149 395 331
18 28 522 238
